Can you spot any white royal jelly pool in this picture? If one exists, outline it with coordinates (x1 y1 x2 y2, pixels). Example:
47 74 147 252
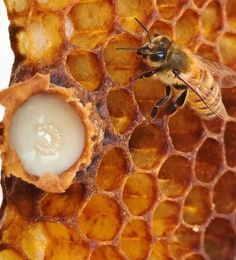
9 94 85 177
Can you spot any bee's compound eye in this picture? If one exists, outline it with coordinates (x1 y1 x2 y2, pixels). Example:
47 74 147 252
150 52 166 62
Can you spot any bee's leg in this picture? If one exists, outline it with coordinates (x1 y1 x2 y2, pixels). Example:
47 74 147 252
165 88 188 116
173 69 180 77
151 85 171 118
135 67 160 79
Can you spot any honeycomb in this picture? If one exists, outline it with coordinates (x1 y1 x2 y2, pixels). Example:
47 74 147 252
0 0 236 259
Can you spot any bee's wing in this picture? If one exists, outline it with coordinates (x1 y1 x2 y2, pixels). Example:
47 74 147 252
177 72 228 120
196 55 236 88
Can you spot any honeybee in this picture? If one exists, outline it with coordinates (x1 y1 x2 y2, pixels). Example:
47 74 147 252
117 18 236 120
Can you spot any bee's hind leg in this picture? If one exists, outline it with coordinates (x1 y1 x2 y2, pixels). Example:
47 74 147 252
165 88 188 116
151 85 171 118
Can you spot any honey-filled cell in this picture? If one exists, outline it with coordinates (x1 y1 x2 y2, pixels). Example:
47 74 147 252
0 250 23 260
96 148 127 191
175 9 199 49
20 12 63 61
36 0 70 11
152 200 180 237
150 20 173 39
185 254 205 260
193 0 205 8
203 117 223 134
40 183 84 218
91 246 124 260
222 86 236 118
134 77 166 119
129 124 167 170
168 108 204 152
219 33 236 67
5 0 30 14
197 44 219 61
66 50 103 91
224 121 236 167
183 186 211 225
78 194 122 241
68 0 115 49
118 0 154 32
150 239 172 260
107 88 136 134
158 155 192 198
170 224 200 259
195 138 222 183
121 220 151 260
104 33 141 85
204 218 236 260
123 172 156 216
201 1 222 41
156 0 188 20
226 0 236 30
213 171 236 214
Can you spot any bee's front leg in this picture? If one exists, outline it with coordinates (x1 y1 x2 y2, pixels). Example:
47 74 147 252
151 85 171 118
165 88 188 116
135 67 160 79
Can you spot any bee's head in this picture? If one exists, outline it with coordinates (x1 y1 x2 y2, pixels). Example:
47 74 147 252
136 35 172 64
116 18 172 66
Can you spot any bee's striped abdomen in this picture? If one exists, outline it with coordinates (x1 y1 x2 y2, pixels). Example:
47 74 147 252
188 69 225 119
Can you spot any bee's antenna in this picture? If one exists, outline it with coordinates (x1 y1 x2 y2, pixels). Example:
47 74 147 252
135 17 152 44
116 47 137 51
